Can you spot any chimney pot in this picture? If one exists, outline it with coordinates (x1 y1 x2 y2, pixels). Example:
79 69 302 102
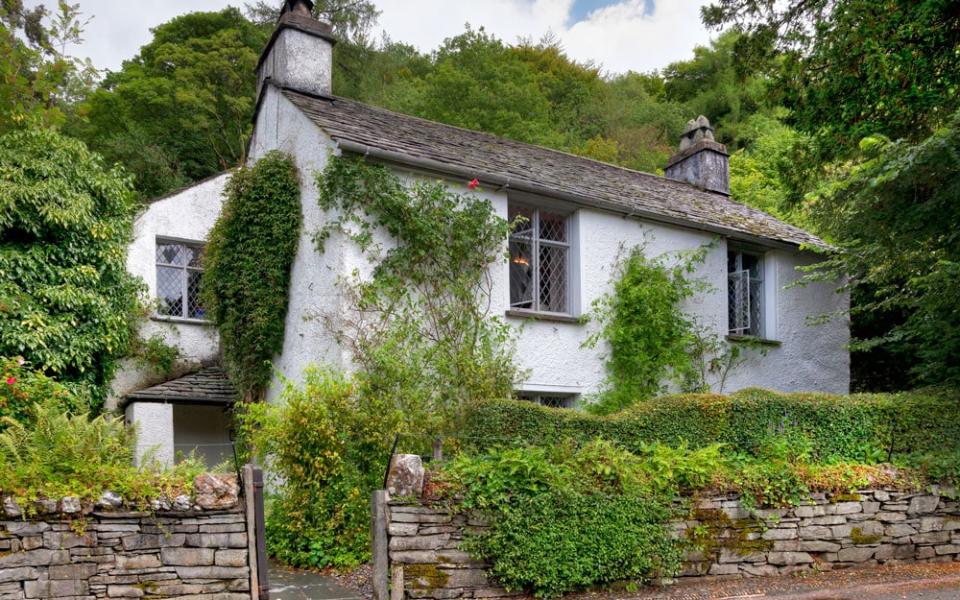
665 115 730 195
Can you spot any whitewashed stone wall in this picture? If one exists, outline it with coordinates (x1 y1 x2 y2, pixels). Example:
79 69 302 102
386 489 960 599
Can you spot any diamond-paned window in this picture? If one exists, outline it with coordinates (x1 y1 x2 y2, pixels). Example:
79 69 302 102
156 239 206 320
509 205 570 314
728 248 764 337
516 391 576 408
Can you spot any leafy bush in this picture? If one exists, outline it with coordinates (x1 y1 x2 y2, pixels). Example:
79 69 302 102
437 443 683 598
0 127 142 406
461 387 960 462
1 356 91 426
202 151 301 400
0 398 206 509
464 491 681 598
237 367 400 569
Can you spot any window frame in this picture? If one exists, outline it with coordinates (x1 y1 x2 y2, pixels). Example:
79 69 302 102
155 237 207 322
515 390 577 409
727 245 766 338
507 202 574 318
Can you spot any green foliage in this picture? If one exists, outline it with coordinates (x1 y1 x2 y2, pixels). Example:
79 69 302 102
0 126 142 406
315 155 516 435
0 356 89 427
584 245 705 413
237 367 399 569
202 151 301 400
704 0 960 150
127 334 180 376
0 397 207 509
465 491 681 598
805 112 960 387
460 388 960 463
69 8 268 198
438 443 683 597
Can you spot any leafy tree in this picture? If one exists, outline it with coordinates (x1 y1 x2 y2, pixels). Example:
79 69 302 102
69 8 268 198
703 0 960 151
0 127 141 406
245 0 379 42
805 113 960 388
0 0 95 133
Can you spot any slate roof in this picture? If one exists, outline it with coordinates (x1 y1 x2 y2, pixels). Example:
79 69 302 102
282 89 825 248
125 368 237 406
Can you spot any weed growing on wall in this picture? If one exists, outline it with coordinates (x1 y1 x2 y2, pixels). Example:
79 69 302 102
315 154 517 435
202 151 302 400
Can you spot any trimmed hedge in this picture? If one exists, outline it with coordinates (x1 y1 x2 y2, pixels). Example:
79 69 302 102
461 388 960 462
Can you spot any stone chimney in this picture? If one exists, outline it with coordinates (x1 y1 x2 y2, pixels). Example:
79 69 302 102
256 0 336 99
664 116 730 195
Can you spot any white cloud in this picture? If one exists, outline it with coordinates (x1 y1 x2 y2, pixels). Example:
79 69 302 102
39 0 713 75
373 0 713 75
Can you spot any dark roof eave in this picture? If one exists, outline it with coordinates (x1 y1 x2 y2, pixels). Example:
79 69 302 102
334 139 817 251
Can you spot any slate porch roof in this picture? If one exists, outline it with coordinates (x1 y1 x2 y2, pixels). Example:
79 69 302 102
124 367 237 406
280 87 826 249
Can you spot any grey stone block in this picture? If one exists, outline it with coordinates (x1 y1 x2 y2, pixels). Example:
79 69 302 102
115 554 162 570
24 579 88 598
198 524 246 534
161 548 215 566
390 550 438 564
0 550 70 568
886 523 917 537
877 512 907 523
908 495 940 515
0 567 39 583
42 531 96 550
173 566 248 580
387 523 418 536
767 552 813 566
935 544 960 555
2 523 49 536
106 585 145 597
798 526 831 540
838 546 875 562
834 502 862 515
762 528 797 541
213 550 247 568
708 563 739 575
184 533 247 548
913 531 951 545
48 563 99 579
389 534 450 552
799 541 841 553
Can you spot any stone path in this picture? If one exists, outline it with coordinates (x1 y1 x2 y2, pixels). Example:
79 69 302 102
268 561 363 600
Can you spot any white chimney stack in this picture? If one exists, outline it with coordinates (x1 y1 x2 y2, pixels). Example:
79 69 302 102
256 0 336 98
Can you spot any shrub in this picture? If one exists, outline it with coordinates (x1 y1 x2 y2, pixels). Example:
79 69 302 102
202 151 301 400
460 387 960 462
236 367 400 569
464 491 681 598
0 398 206 508
0 127 142 406
1 356 90 426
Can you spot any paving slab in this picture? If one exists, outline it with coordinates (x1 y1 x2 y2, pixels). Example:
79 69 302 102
269 560 363 600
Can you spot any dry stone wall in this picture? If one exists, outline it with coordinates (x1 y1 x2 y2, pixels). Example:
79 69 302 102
386 488 960 599
0 499 251 600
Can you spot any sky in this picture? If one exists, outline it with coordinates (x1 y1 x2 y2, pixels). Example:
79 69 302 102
38 0 714 75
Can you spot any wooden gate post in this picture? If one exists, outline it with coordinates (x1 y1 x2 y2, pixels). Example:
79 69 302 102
371 490 389 600
244 464 270 600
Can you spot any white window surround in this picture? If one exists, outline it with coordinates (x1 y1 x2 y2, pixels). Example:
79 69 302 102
727 243 778 342
515 390 578 408
155 237 207 322
506 197 580 319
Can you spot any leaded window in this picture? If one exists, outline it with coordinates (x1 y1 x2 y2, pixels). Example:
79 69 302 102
516 391 576 408
728 248 764 336
156 239 206 320
509 205 570 314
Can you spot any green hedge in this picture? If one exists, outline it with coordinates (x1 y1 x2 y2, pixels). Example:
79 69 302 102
461 388 960 462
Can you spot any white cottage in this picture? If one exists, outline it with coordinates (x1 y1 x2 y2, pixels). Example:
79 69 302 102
113 0 849 466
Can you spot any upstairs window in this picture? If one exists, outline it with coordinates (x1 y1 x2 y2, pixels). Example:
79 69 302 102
156 239 206 320
509 205 570 314
728 248 764 337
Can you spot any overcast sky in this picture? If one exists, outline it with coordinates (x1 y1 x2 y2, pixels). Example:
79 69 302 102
35 0 714 75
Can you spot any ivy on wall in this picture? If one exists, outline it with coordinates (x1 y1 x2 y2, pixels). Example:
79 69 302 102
201 151 302 400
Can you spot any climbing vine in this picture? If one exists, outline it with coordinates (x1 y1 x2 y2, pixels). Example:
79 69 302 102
586 243 758 414
315 154 517 435
201 151 301 400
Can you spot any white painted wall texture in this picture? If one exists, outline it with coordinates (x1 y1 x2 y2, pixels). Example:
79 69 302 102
121 90 849 413
108 174 229 409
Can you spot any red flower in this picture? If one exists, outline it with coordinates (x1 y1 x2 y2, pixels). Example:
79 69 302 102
5 377 15 385
467 178 479 190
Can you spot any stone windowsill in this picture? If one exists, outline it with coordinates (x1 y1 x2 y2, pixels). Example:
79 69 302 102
505 309 581 324
151 315 215 326
726 334 782 347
